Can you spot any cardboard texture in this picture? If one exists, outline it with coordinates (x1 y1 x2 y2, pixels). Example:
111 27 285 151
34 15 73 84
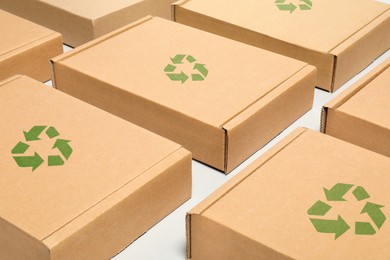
322 57 390 157
187 128 390 259
173 0 390 92
51 16 316 173
0 0 177 47
0 75 192 260
0 10 62 82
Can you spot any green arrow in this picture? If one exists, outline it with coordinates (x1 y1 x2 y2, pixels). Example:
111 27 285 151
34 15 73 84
164 64 176 73
48 155 65 166
361 202 386 229
170 54 186 64
355 222 376 235
167 72 189 84
307 200 331 216
13 152 44 172
11 142 30 154
193 64 208 77
300 0 312 7
192 74 205 81
46 126 60 139
53 139 73 160
186 55 196 63
276 2 297 13
23 126 46 141
299 4 311 10
353 186 370 201
310 215 350 239
324 183 354 201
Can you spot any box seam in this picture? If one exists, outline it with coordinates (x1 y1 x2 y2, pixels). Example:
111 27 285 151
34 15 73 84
0 32 60 58
0 74 22 87
41 146 184 242
220 64 311 128
197 128 308 215
320 106 328 133
186 213 192 260
329 8 390 54
331 109 390 134
330 61 390 110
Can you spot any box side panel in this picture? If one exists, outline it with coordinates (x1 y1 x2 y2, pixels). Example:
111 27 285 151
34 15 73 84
52 62 226 171
332 10 390 91
0 217 50 260
0 0 94 47
0 33 63 82
45 148 192 260
187 214 292 260
173 5 334 91
325 109 390 157
224 66 316 172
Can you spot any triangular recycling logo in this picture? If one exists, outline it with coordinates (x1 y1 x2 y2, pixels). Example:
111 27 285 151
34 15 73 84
308 183 386 239
275 0 312 13
164 54 208 84
11 126 73 172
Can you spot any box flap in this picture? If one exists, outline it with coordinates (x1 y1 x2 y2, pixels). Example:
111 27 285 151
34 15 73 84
54 16 307 129
40 0 144 19
0 9 55 57
336 61 390 130
196 129 390 258
0 76 181 241
178 0 389 54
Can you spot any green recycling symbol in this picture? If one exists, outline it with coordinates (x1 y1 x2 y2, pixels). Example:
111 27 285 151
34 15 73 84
275 0 312 13
164 54 208 84
11 126 73 171
308 183 386 239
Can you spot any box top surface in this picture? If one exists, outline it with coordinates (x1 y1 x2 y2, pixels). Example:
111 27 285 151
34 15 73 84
199 129 390 258
179 0 389 53
0 75 182 240
337 62 390 129
58 17 309 128
0 9 56 56
40 0 142 19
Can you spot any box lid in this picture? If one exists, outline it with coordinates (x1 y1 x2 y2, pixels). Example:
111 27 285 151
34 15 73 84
178 0 389 54
0 9 56 56
40 0 143 19
192 128 390 258
55 16 308 128
0 75 182 241
336 60 390 129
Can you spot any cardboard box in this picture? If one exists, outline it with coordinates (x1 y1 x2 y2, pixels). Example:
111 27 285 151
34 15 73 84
173 0 390 92
0 10 62 82
187 128 390 259
0 0 178 47
321 57 390 157
51 16 316 173
0 75 191 260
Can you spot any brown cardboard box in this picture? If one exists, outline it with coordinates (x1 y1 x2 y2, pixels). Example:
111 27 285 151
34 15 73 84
0 10 62 82
51 16 316 174
187 128 390 260
173 0 390 92
0 75 191 260
321 57 390 157
0 0 178 47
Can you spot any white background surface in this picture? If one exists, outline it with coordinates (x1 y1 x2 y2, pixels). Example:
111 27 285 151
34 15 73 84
53 32 390 260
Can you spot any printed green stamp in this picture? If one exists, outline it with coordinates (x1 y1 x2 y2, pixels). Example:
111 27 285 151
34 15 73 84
275 0 312 13
308 183 386 239
164 54 208 84
12 126 73 171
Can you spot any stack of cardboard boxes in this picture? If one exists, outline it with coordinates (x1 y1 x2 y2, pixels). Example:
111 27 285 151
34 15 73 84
0 0 389 258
